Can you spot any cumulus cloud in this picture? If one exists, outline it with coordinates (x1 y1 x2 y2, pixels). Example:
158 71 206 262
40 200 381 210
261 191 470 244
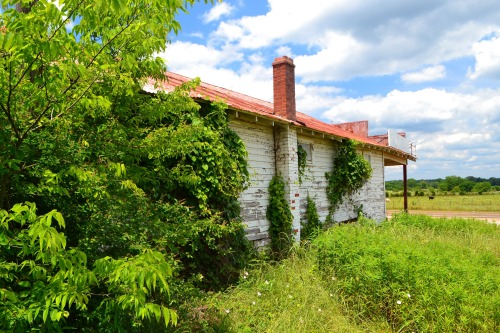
161 0 500 179
189 32 204 39
275 46 293 58
323 88 500 179
158 42 273 100
203 2 235 23
206 0 500 81
322 89 468 132
401 65 446 83
158 41 243 69
468 35 500 80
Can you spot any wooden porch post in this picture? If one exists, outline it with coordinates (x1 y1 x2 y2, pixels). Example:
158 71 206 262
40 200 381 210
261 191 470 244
403 164 408 212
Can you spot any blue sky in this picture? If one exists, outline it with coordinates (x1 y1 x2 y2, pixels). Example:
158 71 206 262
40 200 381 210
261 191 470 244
159 0 500 180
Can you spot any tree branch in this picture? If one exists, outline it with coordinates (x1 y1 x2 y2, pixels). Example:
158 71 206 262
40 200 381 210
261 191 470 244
85 7 140 70
50 76 99 122
2 63 21 142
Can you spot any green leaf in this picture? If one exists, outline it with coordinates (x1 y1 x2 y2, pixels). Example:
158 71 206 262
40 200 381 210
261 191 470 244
18 280 31 288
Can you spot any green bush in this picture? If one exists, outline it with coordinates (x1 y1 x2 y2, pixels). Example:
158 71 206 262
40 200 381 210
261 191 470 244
315 214 500 332
0 203 176 331
300 195 322 241
266 176 293 257
325 140 372 218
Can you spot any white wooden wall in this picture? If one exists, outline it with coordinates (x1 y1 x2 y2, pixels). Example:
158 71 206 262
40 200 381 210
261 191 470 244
298 136 387 225
230 118 387 247
351 150 386 221
229 118 275 247
297 135 335 223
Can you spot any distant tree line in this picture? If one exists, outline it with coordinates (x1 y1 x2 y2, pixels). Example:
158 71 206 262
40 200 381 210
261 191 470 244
386 176 500 196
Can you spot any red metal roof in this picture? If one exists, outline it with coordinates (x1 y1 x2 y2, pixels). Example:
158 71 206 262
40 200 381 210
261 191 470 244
144 72 416 161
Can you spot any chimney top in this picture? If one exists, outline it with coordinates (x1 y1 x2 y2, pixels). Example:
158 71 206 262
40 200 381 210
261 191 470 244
272 56 295 67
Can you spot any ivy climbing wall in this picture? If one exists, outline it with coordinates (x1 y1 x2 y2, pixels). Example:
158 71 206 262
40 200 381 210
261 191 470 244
297 135 335 222
229 115 387 247
298 134 387 224
347 150 386 221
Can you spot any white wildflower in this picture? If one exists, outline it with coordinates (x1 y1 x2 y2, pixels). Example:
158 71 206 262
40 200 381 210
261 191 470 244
397 300 402 305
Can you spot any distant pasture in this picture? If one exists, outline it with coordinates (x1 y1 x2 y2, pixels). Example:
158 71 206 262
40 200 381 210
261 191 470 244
385 194 500 212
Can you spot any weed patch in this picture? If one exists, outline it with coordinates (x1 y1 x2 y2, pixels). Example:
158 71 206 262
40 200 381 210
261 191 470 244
315 214 500 332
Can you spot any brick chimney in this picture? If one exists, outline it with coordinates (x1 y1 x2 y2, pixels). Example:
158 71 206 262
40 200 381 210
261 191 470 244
272 56 296 121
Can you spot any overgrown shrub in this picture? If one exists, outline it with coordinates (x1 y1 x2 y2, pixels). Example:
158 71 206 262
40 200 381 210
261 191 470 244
325 140 372 219
266 175 293 257
0 203 176 331
315 214 500 332
301 195 322 241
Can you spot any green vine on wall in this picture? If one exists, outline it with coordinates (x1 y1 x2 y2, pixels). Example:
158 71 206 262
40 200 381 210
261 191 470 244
266 175 293 256
325 139 372 219
297 143 307 184
301 194 322 241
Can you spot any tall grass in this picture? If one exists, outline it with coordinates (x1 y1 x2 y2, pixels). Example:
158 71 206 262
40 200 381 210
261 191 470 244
173 215 499 332
211 246 388 332
316 214 500 332
386 193 500 211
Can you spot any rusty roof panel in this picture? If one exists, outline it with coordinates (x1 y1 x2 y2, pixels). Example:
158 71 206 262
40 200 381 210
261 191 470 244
144 72 416 161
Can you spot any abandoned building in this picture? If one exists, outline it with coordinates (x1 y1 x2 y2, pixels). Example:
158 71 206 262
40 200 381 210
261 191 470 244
145 56 417 246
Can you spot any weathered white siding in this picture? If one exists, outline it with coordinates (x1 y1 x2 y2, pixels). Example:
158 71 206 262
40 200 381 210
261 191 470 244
231 118 387 246
298 138 387 227
351 150 386 221
229 117 275 247
297 135 336 223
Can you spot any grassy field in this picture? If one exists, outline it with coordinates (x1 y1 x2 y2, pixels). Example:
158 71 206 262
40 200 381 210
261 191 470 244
386 193 500 211
172 214 500 332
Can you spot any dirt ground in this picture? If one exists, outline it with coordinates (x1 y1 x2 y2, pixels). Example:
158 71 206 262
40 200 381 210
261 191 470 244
387 210 500 224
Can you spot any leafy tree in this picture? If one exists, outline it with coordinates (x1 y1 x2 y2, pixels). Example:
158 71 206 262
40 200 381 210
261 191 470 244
1 0 254 330
0 0 212 209
459 180 475 193
1 203 176 331
473 182 492 194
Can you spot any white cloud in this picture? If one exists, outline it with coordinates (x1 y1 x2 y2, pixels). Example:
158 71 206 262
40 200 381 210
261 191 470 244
401 65 446 83
157 42 272 100
468 35 500 80
189 32 204 39
158 41 243 69
322 88 467 132
276 46 293 58
295 84 343 116
203 2 235 23
323 88 500 179
206 0 500 81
